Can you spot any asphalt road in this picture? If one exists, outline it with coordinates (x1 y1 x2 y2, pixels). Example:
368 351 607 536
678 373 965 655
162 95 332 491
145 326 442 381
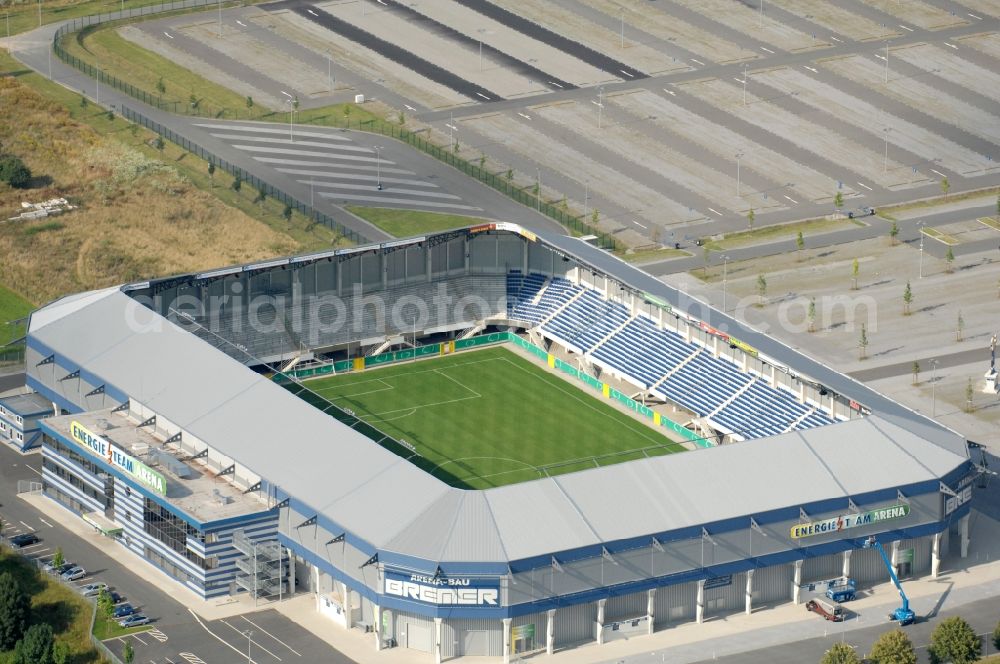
0 372 26 393
0 442 355 664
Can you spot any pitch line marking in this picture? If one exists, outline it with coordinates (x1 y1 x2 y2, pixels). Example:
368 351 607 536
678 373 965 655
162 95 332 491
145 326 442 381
312 377 394 398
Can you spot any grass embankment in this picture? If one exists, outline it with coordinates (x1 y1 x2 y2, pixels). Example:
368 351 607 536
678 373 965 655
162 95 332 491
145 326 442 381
0 48 346 304
0 548 98 663
0 0 168 38
92 609 150 640
621 247 690 264
0 285 33 344
345 206 492 237
301 346 685 489
702 216 864 251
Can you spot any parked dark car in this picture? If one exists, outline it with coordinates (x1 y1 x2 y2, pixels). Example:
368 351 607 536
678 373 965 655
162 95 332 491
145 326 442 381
9 533 41 548
112 604 136 619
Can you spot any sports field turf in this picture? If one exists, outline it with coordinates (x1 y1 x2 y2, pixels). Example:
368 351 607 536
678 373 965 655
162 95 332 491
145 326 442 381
296 346 685 489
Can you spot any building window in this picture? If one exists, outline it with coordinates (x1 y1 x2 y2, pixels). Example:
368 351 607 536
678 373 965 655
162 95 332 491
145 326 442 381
142 498 211 570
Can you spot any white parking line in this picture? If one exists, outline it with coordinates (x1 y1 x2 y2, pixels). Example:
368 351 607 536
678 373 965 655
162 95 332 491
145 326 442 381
549 81 563 88
783 195 799 204
39 517 53 527
803 66 818 73
620 70 634 78
239 616 302 657
899 24 913 32
707 207 723 216
221 620 282 661
20 521 32 530
733 77 745 83
690 58 705 66
306 9 317 15
131 632 148 645
830 36 842 43
516 112 531 120
163 31 173 39
931 169 947 178
857 182 872 191
633 221 647 229
874 54 886 61
476 92 491 100
189 610 261 664
944 42 958 50
969 13 982 20
404 104 416 111
235 19 246 26
662 88 676 96
760 46 774 54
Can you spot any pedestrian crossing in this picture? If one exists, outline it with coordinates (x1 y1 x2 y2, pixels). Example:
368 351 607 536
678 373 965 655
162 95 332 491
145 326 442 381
195 122 482 213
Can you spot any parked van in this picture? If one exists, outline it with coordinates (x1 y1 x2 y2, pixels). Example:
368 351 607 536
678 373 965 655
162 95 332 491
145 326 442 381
806 598 845 622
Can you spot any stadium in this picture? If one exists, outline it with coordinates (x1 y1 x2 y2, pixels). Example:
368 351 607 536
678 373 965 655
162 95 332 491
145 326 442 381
24 222 975 662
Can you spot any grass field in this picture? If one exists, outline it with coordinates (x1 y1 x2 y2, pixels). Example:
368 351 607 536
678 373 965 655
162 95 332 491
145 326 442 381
0 284 33 347
297 346 684 489
345 206 491 237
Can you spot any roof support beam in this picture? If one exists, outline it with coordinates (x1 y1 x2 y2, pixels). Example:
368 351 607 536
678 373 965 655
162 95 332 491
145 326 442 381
111 401 130 414
243 481 262 494
218 464 236 476
59 370 80 382
297 515 317 528
360 553 379 569
36 354 55 367
85 385 105 397
326 533 345 546
166 431 182 444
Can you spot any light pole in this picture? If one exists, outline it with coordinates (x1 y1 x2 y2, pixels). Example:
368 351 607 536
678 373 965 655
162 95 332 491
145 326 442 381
478 28 487 70
95 60 101 106
883 126 891 173
280 90 294 141
327 51 334 94
583 179 589 218
446 111 457 150
743 64 748 106
759 0 763 28
884 40 889 84
620 8 625 48
373 145 383 190
736 151 744 197
722 254 730 312
593 86 604 129
217 0 222 38
917 221 924 279
244 629 254 662
931 359 938 417
536 168 541 211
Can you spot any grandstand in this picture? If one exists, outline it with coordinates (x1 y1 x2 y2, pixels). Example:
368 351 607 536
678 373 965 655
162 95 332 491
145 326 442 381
24 222 976 662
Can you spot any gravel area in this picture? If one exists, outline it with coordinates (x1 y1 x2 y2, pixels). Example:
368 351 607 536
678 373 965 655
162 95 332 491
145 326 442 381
859 0 967 30
575 0 758 64
487 0 689 74
611 89 844 202
823 52 1000 145
681 76 913 189
760 66 985 176
905 39 1000 106
535 99 780 214
768 0 902 41
255 10 466 109
669 0 823 52
120 23 284 110
462 111 703 226
397 0 612 87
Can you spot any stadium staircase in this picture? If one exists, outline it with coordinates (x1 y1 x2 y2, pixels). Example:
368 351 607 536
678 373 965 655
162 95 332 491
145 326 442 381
458 324 486 340
538 289 586 327
783 409 818 433
588 315 637 356
707 379 757 420
368 337 399 356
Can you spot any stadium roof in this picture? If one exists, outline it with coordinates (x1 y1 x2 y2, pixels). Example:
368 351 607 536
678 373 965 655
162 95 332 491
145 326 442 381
27 226 970 565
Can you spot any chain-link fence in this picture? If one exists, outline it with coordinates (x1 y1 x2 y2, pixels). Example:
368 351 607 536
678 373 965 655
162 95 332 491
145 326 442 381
120 105 366 243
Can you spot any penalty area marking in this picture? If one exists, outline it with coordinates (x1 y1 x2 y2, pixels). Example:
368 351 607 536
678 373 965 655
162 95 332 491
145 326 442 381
431 456 542 483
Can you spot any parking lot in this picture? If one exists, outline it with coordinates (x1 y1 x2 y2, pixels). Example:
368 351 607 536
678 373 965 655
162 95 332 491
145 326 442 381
0 443 355 664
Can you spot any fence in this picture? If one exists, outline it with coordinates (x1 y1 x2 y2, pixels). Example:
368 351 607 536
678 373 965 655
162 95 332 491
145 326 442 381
49 1 619 249
120 105 366 244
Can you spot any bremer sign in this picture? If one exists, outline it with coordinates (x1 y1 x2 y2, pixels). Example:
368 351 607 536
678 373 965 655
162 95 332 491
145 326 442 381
790 504 910 539
70 421 167 496
384 572 499 606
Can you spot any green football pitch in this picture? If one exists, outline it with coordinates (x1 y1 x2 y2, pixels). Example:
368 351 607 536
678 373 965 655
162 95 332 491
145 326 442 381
295 346 685 489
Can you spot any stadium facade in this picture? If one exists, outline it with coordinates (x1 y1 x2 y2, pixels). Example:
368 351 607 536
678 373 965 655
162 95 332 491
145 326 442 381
24 223 975 661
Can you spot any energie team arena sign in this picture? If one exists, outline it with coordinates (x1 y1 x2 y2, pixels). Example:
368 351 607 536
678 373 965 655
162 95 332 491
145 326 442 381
790 504 909 539
71 421 167 495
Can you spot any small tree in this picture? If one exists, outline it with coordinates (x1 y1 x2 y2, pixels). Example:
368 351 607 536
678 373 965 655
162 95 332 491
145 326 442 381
344 104 351 119
505 168 513 181
453 140 460 154
479 153 486 169
0 155 32 189
747 207 755 230
929 616 979 664
591 208 599 225
852 258 859 290
940 176 950 196
97 588 115 619
820 642 861 664
13 623 54 664
255 188 267 211
756 273 767 305
859 323 869 360
796 230 804 253
807 297 816 333
52 547 64 569
153 136 164 154
992 618 1000 651
912 361 920 386
80 93 88 108
869 628 916 664
834 190 844 211
107 109 114 122
956 310 964 342
231 175 242 193
245 95 254 118
889 220 899 245
156 77 166 95
282 204 292 225
52 642 69 664
123 640 134 664
398 110 405 125
0 572 30 650
902 281 912 316
945 246 955 273
207 162 215 186
965 377 974 413
188 93 199 111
